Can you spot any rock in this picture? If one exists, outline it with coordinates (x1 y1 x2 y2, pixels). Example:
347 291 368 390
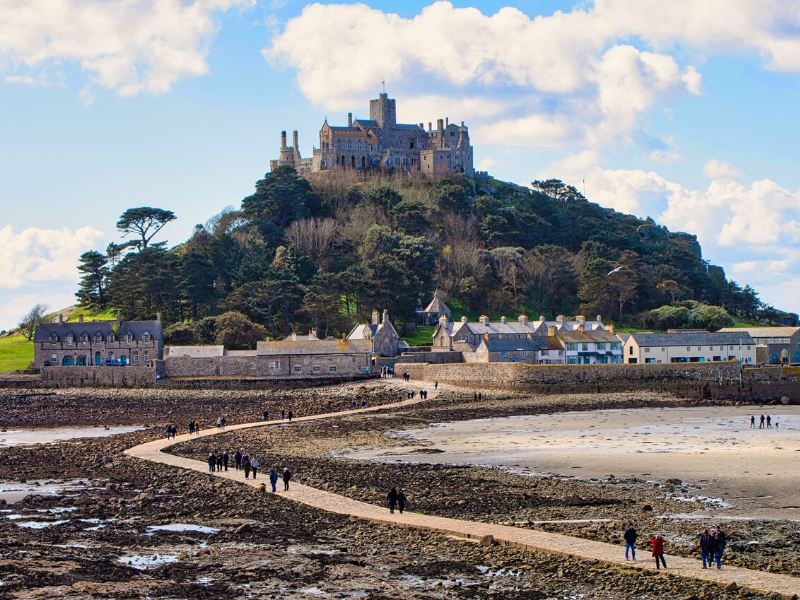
478 535 495 547
133 493 155 502
738 589 750 597
665 478 682 486
235 523 253 535
781 396 791 405
724 581 737 592
73 495 94 506
642 505 653 512
105 483 117 491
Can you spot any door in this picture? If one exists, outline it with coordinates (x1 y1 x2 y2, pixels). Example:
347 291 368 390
121 355 127 366
95 352 101 366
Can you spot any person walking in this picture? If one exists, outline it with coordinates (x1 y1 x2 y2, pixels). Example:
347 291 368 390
194 420 201 435
207 452 216 473
288 410 293 422
397 489 407 514
242 455 251 479
216 451 223 472
234 449 242 471
713 526 727 569
222 451 229 471
649 534 667 570
623 523 637 560
165 425 172 440
188 420 195 435
699 529 714 569
387 487 398 514
760 414 765 428
251 456 259 479
750 415 755 428
263 410 269 421
281 409 285 420
766 415 772 428
269 468 278 493
434 381 438 390
171 425 177 438
283 467 292 491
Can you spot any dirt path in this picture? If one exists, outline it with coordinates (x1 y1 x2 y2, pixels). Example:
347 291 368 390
125 381 800 598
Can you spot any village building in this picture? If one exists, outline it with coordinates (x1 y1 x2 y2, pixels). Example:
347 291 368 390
346 309 402 357
416 290 452 326
270 93 474 179
474 334 564 364
34 312 163 368
255 338 372 378
718 326 800 364
556 327 623 364
623 331 756 364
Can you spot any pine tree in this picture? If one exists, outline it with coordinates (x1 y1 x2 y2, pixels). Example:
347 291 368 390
75 250 110 309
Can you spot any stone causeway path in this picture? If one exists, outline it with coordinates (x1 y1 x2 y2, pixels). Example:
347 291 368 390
125 381 799 598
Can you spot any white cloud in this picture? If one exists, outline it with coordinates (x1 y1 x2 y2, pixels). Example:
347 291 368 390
0 225 104 289
0 0 254 97
703 159 741 180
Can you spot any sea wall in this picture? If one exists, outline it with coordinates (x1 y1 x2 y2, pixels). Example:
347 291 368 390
40 366 160 387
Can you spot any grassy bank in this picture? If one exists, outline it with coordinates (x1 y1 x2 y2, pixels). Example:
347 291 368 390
0 334 34 372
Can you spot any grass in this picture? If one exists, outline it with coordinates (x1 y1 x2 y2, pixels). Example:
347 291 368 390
58 306 119 322
0 334 34 372
400 326 435 347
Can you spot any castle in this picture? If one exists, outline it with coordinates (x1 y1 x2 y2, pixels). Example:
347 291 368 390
270 93 474 179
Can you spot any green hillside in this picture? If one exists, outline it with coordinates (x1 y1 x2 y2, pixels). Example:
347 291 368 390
0 334 34 372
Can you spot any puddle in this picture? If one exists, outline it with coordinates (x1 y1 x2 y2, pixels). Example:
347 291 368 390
0 479 95 504
37 507 78 514
16 520 70 529
147 524 219 534
0 426 143 447
197 577 217 585
297 587 326 595
118 553 179 570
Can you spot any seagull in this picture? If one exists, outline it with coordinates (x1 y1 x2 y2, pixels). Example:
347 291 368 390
606 266 624 277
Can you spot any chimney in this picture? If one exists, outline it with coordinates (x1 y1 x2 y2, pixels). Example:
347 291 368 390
479 315 489 325
156 312 161 323
461 121 465 127
281 131 287 148
291 332 297 341
461 316 468 323
500 316 507 324
556 315 565 324
606 324 615 334
439 315 448 326
547 325 556 337
382 308 389 324
372 309 379 326
78 314 84 323
428 122 432 131
292 130 299 149
576 315 585 323
597 315 603 323
437 119 444 132
116 311 122 328
445 117 449 127
348 112 353 127
578 324 585 333
518 315 528 324
419 123 424 129
58 313 63 325
539 315 545 322
484 332 490 340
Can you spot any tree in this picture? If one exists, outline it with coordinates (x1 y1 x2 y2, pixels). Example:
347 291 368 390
530 179 586 202
430 178 473 214
106 247 181 321
284 217 338 270
214 311 267 350
366 186 403 211
163 322 196 345
180 251 216 319
241 166 318 231
18 303 50 341
116 207 177 250
656 279 685 305
391 200 430 235
75 250 109 309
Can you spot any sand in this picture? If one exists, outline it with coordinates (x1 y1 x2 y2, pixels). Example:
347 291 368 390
351 406 800 519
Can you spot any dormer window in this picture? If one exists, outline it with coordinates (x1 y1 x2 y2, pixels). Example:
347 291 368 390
108 333 115 344
65 333 74 346
125 333 132 344
49 333 58 345
142 332 151 343
80 333 88 345
95 332 103 343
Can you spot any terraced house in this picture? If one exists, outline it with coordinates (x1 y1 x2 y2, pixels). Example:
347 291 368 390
719 326 800 364
623 331 756 364
33 312 163 368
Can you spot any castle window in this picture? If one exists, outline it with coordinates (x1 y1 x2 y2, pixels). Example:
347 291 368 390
409 139 415 149
347 140 351 149
341 155 345 166
351 155 355 167
358 140 361 149
362 156 366 168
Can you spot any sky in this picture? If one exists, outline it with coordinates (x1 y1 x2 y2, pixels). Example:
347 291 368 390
1 0 800 331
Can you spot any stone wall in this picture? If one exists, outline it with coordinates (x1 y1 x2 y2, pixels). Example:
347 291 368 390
164 354 370 379
40 366 159 387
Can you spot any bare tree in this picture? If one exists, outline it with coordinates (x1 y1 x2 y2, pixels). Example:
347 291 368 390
17 303 50 341
284 218 338 269
205 205 248 237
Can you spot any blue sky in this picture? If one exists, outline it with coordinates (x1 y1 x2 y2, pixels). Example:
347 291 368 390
2 0 800 330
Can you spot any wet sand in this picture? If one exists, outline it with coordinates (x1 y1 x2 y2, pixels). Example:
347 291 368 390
0 426 142 446
351 406 800 519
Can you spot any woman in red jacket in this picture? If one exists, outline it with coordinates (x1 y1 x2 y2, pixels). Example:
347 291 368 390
650 534 667 569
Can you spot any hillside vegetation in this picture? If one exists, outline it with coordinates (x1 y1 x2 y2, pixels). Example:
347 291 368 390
70 168 790 344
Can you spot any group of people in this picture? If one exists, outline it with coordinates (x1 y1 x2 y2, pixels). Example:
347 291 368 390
207 450 229 472
623 523 728 570
380 366 395 378
472 392 484 401
231 449 292 491
350 400 368 409
188 420 202 435
164 425 178 439
405 389 431 400
387 487 407 514
750 414 778 428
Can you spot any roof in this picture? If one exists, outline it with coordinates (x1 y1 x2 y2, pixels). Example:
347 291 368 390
481 337 563 352
256 339 372 356
353 119 378 128
34 320 162 343
628 332 755 347
165 345 224 358
423 291 451 316
616 333 632 343
556 330 620 343
719 327 800 338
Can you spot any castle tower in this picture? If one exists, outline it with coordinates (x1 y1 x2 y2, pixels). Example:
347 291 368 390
370 93 396 129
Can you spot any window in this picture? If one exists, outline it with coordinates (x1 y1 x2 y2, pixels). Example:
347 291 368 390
629 346 633 355
582 343 589 351
270 360 279 369
500 351 509 358
566 343 578 351
558 350 564 356
730 345 735 350
313 366 320 374
95 333 103 343
329 366 337 372
612 342 622 350
294 366 301 372
644 347 650 353
51 354 57 363
597 343 606 350
50 333 58 345
698 347 702 351
80 333 88 345
132 351 139 362
747 346 751 350
143 332 151 343
662 347 666 352
66 334 73 347
108 333 115 343
521 351 528 358
126 333 132 344
784 338 790 344
710 346 714 351
144 352 149 361
687 347 691 351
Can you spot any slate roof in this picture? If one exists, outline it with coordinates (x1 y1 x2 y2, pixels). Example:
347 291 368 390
165 345 224 358
34 320 161 343
557 330 620 344
423 291 451 316
628 332 755 347
256 339 372 356
481 337 563 352
719 327 800 339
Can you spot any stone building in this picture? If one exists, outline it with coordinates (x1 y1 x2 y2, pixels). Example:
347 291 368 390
255 339 372 378
475 335 563 364
270 93 474 179
718 326 800 364
347 309 402 357
34 313 163 368
416 290 452 326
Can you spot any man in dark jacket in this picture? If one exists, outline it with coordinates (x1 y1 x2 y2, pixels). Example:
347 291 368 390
207 453 216 472
222 451 229 471
234 450 242 470
714 526 727 569
397 489 407 514
623 523 637 560
387 488 398 514
283 468 291 491
699 529 714 568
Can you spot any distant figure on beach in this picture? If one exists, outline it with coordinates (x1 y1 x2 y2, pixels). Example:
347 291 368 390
251 456 259 479
207 452 216 472
262 410 269 421
623 523 637 560
760 414 765 428
766 415 772 428
281 409 285 420
222 451 229 471
649 534 667 569
398 489 407 514
435 381 438 390
478 392 483 401
215 451 222 472
166 425 172 440
188 420 195 435
361 400 367 409
387 487 398 513
351 400 357 409
242 454 251 479
288 410 293 422
776 418 779 429
283 467 291 491
269 468 278 493
235 449 242 470
713 526 727 568
750 415 755 428
699 529 714 568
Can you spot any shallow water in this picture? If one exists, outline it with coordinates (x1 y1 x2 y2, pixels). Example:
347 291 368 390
147 523 219 534
0 426 142 447
118 553 179 570
0 479 95 504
